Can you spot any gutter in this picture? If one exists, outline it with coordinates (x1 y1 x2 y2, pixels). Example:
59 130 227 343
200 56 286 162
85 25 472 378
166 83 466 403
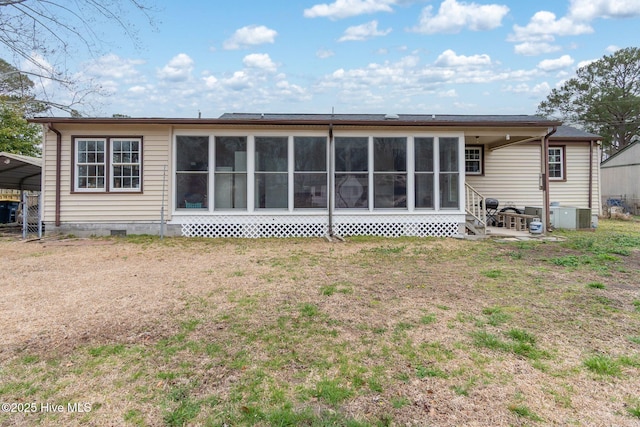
588 140 594 209
47 124 62 227
30 116 563 129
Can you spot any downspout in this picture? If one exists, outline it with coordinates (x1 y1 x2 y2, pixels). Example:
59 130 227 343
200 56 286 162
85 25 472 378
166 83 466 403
327 123 334 238
47 124 62 227
588 139 594 209
543 126 557 231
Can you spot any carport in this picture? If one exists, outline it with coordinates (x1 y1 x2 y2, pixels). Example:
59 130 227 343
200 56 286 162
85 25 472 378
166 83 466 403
0 152 42 237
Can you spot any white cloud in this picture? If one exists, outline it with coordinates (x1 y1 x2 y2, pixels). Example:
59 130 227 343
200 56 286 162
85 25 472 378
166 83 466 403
537 55 574 72
605 44 621 53
202 76 218 89
157 54 194 82
338 20 392 41
411 0 509 34
128 85 147 94
221 71 253 91
243 53 277 72
568 0 640 21
509 11 593 44
84 54 145 80
304 0 396 20
514 42 562 56
577 58 597 69
316 48 335 59
223 25 277 50
503 81 551 97
438 89 458 98
434 49 492 67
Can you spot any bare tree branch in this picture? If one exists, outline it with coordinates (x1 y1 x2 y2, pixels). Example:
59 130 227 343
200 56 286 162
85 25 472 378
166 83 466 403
0 0 157 115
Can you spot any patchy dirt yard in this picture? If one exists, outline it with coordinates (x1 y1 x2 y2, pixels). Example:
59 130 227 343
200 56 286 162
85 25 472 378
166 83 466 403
1 221 639 426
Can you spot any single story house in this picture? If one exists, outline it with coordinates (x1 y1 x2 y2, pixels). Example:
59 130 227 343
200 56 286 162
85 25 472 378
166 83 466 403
29 114 601 238
600 140 640 215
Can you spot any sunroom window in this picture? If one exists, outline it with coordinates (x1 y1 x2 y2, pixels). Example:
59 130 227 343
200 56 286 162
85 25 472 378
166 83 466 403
294 136 327 208
439 137 459 209
374 137 407 208
415 137 434 208
255 136 288 209
214 136 247 210
176 136 208 209
335 137 368 209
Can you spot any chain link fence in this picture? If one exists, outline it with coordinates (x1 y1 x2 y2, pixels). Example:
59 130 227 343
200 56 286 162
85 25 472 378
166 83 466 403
19 192 43 239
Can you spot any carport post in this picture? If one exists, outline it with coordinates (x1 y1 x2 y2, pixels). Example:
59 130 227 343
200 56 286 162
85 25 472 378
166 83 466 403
21 191 27 239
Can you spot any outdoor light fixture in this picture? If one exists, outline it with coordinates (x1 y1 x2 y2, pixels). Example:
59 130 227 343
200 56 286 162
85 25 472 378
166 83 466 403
3 158 10 164
506 134 511 140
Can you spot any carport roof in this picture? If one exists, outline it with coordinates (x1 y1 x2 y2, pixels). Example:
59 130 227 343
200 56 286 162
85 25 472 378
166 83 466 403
0 152 42 191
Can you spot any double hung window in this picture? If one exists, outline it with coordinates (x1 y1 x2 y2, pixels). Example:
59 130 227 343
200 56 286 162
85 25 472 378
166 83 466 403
548 146 565 180
465 146 483 175
74 137 141 192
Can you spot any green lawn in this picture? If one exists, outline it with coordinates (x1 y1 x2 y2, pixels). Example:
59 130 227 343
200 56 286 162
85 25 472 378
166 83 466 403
1 219 639 426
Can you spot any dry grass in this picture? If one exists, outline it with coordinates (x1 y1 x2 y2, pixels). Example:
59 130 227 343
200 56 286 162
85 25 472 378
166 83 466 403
1 219 639 426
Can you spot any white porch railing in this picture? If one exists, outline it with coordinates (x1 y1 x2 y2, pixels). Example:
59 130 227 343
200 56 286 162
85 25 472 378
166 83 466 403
465 183 486 231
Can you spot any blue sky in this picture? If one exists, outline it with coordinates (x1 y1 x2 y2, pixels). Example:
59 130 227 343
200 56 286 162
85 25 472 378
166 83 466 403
29 0 640 117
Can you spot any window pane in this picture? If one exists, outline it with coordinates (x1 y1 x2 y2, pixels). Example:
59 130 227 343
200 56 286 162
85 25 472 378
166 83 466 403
415 173 434 208
439 173 459 209
336 174 368 208
76 139 106 190
255 173 288 208
216 136 247 171
440 137 459 172
177 136 209 171
374 174 406 208
256 137 288 172
465 148 481 174
215 173 247 209
295 137 326 171
415 138 434 172
335 137 368 172
374 137 406 172
294 173 327 208
176 173 208 208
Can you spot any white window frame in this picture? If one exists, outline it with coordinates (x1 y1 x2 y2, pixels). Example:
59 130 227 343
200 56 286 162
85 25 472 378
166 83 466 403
548 146 565 180
110 138 142 192
465 146 483 175
73 137 142 193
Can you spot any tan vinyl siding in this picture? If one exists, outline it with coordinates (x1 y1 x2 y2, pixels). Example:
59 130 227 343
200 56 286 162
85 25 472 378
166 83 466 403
549 144 600 214
41 124 172 224
466 144 544 209
466 142 600 214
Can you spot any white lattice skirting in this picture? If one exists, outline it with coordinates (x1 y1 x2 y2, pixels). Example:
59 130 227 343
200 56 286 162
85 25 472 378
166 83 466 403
179 215 461 238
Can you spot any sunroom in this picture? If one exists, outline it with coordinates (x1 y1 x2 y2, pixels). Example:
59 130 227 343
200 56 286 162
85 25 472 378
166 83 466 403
170 113 559 238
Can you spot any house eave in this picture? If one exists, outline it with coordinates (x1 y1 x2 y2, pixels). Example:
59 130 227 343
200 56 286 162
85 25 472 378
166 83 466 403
28 116 562 129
